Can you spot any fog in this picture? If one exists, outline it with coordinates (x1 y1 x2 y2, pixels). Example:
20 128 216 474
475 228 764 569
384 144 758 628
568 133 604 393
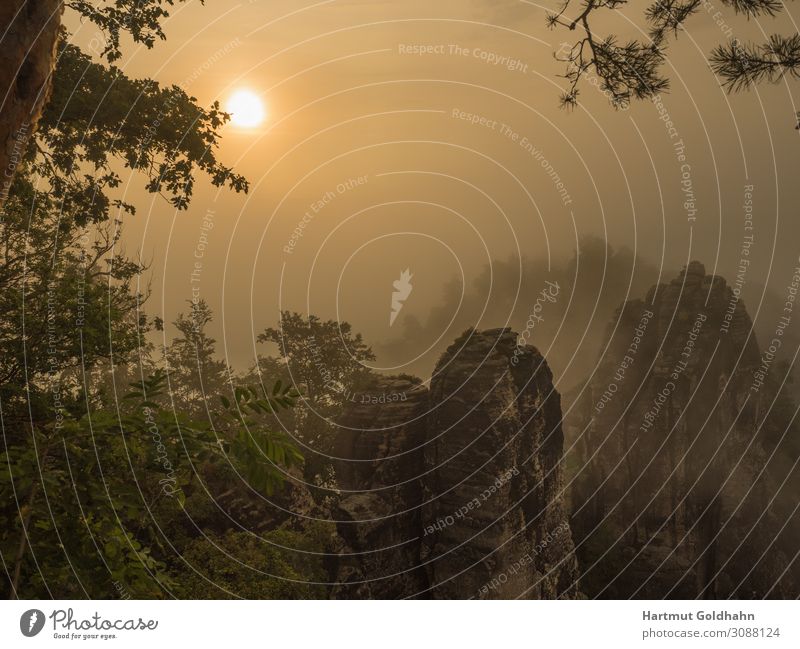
63 1 800 385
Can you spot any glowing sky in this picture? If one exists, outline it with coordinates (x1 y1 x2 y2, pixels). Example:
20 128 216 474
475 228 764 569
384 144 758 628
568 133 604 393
63 1 800 380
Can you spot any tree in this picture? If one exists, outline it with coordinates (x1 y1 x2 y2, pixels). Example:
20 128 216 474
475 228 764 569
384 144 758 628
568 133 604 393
1 371 204 598
0 0 209 209
34 40 246 226
548 1 797 109
0 181 145 395
0 0 282 600
258 312 376 481
167 300 229 419
1 371 303 598
259 312 376 420
0 1 249 445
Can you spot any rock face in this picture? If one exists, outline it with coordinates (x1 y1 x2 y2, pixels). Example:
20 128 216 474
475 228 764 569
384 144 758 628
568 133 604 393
189 462 321 537
330 329 580 599
331 376 429 599
567 262 797 598
422 329 579 598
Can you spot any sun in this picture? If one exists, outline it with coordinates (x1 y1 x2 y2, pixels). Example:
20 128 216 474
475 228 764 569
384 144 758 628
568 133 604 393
226 89 266 128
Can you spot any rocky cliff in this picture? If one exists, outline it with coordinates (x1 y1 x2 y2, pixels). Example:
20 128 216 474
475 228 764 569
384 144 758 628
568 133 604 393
331 375 429 599
566 262 797 598
330 329 580 599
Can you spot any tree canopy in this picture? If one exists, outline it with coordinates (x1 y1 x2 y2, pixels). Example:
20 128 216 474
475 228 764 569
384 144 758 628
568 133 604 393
0 0 317 600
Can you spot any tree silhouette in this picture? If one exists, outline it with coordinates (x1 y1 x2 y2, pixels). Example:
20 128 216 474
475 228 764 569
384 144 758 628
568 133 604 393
549 1 799 110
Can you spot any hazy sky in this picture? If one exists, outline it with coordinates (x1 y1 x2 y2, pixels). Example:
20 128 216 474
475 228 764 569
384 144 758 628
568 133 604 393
64 1 800 382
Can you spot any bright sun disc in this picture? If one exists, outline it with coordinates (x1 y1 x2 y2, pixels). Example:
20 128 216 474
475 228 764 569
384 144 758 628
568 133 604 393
226 89 265 128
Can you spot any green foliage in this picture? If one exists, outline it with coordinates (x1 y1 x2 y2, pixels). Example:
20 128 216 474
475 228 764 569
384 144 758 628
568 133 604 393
258 311 376 413
1 371 305 598
0 0 337 602
35 41 247 225
0 0 350 601
258 311 376 481
219 383 304 496
66 0 199 63
2 376 190 597
166 299 229 418
0 174 146 392
172 526 328 599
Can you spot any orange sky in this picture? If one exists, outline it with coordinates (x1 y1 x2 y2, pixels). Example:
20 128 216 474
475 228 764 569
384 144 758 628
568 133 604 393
63 1 800 381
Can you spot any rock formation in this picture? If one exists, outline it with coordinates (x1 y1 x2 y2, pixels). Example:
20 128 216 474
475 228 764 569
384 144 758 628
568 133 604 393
422 328 579 598
566 261 797 598
330 329 580 599
331 375 429 599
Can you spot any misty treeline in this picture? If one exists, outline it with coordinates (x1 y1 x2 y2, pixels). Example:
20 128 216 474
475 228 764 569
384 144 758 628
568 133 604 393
0 147 329 596
0 128 379 596
0 234 367 598
378 240 800 403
